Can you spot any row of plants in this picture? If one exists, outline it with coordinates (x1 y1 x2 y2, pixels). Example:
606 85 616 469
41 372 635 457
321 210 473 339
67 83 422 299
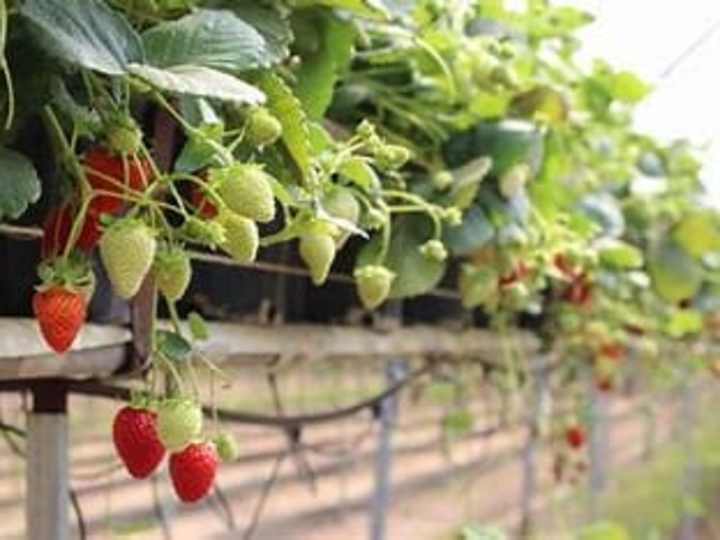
0 0 718 504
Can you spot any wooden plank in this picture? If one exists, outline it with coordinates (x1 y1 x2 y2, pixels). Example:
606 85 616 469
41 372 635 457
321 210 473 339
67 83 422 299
0 318 130 380
194 323 539 362
26 413 69 540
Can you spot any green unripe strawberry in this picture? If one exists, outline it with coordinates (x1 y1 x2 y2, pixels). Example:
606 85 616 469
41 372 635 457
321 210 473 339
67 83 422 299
299 233 336 285
213 432 240 463
217 211 259 263
100 219 157 299
211 163 276 223
354 265 395 310
246 107 282 147
323 187 360 247
157 398 203 452
154 247 192 302
419 239 448 262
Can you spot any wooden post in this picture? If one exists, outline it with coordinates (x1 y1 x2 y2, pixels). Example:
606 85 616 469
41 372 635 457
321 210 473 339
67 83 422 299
27 380 69 540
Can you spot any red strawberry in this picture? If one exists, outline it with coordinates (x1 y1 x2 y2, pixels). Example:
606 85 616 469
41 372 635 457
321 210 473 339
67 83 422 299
596 377 613 392
499 262 529 288
565 426 586 449
84 147 153 214
563 275 592 306
112 406 166 479
599 343 625 361
32 286 87 354
169 442 218 503
554 253 578 278
42 206 103 256
190 185 218 218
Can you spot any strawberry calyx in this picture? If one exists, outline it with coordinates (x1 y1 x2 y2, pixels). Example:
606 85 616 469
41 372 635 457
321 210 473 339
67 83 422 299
37 255 94 298
104 113 144 156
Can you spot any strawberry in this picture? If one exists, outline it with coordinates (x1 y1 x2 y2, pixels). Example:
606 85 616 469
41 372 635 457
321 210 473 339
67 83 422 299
42 205 104 256
157 398 203 452
33 286 87 354
154 247 192 302
419 239 448 262
211 164 276 223
112 406 166 479
84 147 153 214
499 261 529 289
299 233 336 286
563 275 592 306
190 185 218 219
100 219 157 299
323 187 360 248
216 211 259 263
354 265 395 310
213 432 240 463
246 107 282 147
169 442 218 503
565 426 586 449
595 377 613 392
599 342 625 361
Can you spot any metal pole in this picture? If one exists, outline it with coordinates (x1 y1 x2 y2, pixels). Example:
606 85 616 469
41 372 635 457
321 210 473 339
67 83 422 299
678 379 698 540
519 355 549 535
27 381 69 540
588 381 609 521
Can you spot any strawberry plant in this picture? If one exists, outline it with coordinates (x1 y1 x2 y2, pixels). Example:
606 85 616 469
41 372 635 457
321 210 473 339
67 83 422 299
0 0 716 506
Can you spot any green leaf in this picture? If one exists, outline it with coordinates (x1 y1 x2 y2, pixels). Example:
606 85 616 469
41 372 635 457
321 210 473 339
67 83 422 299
448 157 493 210
18 0 143 75
289 0 389 20
188 312 209 341
128 63 265 104
578 521 631 540
648 239 704 303
156 330 192 362
229 1 292 65
597 239 643 269
443 205 494 256
294 13 356 120
610 71 651 104
444 120 543 178
0 147 41 220
256 72 312 181
672 212 720 258
142 9 277 72
339 157 380 190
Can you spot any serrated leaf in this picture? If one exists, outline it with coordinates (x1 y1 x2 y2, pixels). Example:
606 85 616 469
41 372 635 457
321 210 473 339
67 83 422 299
339 157 380 190
295 13 356 120
142 9 276 72
156 330 192 362
0 147 41 220
289 0 389 20
18 0 143 75
257 72 312 182
128 63 265 104
230 1 292 66
449 157 492 210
